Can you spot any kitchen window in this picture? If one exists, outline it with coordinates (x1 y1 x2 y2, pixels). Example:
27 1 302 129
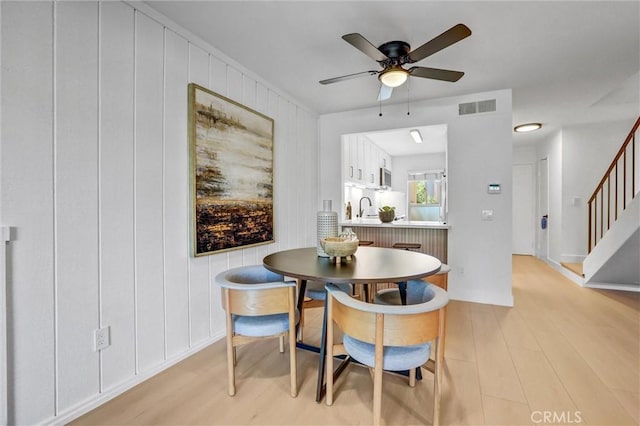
407 170 447 222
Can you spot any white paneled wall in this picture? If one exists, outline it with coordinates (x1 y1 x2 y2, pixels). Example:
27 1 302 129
0 1 318 424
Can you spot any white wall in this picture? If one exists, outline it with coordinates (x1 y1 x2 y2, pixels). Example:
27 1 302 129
392 152 447 193
536 130 564 263
513 145 537 165
319 90 514 306
0 1 318 424
513 145 538 252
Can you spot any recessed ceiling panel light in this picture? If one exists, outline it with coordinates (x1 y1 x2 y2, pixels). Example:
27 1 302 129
514 123 542 132
410 129 423 143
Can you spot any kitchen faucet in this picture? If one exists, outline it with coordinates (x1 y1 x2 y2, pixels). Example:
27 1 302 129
358 196 372 218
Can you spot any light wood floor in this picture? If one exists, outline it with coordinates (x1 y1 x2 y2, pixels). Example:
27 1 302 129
72 256 639 425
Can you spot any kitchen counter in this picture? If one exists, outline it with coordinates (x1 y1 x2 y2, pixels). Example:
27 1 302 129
340 220 448 262
340 219 450 229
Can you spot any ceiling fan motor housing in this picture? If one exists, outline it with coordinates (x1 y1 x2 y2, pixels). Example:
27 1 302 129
377 40 411 66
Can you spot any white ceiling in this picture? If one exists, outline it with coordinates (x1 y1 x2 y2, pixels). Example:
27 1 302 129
363 125 447 156
146 1 639 146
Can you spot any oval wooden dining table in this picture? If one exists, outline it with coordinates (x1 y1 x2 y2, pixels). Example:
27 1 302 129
263 246 442 402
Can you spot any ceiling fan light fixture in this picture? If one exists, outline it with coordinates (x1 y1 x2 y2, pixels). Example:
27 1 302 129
379 68 408 88
410 129 423 143
514 123 542 133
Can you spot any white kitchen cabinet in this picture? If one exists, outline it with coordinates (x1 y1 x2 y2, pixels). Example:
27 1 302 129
364 141 378 188
342 134 391 188
342 134 364 184
380 150 392 171
355 136 364 183
342 135 354 182
362 138 371 187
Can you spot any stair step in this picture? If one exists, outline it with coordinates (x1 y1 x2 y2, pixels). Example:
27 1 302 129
561 262 584 277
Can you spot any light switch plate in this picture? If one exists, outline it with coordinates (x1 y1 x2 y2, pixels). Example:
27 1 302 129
481 210 494 220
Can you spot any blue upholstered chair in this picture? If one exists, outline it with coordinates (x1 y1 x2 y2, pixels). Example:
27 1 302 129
374 275 450 360
326 282 449 426
215 265 299 397
373 279 437 305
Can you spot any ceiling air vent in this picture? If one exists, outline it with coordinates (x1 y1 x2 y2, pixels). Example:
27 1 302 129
458 102 476 115
477 99 496 113
458 99 496 115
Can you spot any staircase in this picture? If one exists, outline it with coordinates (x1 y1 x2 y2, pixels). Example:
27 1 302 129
583 117 640 291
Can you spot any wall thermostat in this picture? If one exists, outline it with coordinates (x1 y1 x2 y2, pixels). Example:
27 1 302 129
488 183 501 194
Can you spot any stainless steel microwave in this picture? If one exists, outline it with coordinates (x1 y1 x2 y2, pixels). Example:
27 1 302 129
380 168 392 188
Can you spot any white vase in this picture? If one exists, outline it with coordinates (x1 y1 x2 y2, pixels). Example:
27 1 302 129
317 200 338 257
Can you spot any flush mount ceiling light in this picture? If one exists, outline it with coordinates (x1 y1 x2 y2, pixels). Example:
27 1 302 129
409 129 423 143
379 67 409 88
514 123 542 133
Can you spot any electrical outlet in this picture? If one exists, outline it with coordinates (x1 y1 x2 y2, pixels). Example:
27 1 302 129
95 326 110 351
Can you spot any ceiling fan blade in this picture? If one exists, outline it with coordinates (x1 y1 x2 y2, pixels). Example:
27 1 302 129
377 84 393 101
319 70 378 85
342 33 389 62
407 23 471 63
409 66 464 82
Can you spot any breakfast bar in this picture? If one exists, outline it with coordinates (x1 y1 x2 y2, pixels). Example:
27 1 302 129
341 219 449 263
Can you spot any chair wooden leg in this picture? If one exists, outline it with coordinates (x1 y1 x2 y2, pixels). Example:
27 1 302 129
224 290 236 396
433 312 446 426
440 305 447 360
226 333 236 396
409 367 416 387
289 299 298 398
289 338 298 397
326 296 335 405
433 355 442 426
288 287 297 397
366 283 375 302
373 360 383 426
373 313 384 426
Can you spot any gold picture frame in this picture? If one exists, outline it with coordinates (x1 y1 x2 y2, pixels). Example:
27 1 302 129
188 83 274 256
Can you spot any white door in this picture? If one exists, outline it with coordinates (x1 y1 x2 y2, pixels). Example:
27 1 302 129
538 158 549 259
513 164 535 254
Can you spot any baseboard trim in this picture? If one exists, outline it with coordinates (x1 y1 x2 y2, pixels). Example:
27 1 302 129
585 281 640 292
541 257 585 287
46 331 226 426
448 288 514 307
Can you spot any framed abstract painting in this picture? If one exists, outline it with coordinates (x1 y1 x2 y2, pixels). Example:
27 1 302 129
188 83 274 256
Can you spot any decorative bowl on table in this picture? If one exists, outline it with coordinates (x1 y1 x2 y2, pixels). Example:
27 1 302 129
320 236 359 263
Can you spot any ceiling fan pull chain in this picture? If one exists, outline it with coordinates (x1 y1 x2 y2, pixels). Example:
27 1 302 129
379 99 383 117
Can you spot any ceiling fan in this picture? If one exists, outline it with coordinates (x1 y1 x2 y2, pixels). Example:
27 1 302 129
319 24 471 101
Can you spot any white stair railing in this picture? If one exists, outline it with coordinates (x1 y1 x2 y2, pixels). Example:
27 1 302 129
588 117 640 253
